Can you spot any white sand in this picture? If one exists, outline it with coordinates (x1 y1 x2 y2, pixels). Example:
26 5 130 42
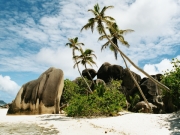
0 109 180 135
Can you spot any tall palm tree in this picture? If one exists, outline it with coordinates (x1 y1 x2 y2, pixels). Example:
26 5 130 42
99 22 134 60
99 22 151 108
81 3 115 35
74 48 97 84
66 37 92 93
81 3 169 91
81 3 170 110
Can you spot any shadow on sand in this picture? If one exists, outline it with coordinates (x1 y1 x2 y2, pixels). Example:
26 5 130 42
37 114 73 121
168 111 180 135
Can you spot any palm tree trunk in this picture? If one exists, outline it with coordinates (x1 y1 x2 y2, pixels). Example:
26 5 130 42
120 53 152 110
102 28 152 110
84 64 95 85
75 59 93 93
101 28 170 92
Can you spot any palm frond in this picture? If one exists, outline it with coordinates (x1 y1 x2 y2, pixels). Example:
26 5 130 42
101 41 110 51
109 45 118 60
81 18 96 32
73 61 80 69
119 29 134 35
84 49 94 55
104 16 115 21
96 23 104 35
65 43 71 46
88 9 98 16
74 37 78 43
117 35 130 47
77 42 84 46
100 6 114 16
98 35 107 41
94 3 100 13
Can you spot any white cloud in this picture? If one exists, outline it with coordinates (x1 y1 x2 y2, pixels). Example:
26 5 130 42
0 75 20 95
130 55 180 78
0 0 180 80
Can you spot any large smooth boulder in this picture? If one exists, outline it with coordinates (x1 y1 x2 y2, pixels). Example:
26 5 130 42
97 62 124 83
107 64 124 81
122 68 141 90
7 67 64 115
82 68 97 80
97 62 111 83
133 101 157 113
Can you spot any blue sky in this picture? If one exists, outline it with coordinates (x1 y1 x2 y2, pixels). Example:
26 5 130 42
0 0 180 103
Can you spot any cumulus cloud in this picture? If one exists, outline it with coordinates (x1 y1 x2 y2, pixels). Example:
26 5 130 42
130 56 180 78
0 75 20 95
0 0 180 78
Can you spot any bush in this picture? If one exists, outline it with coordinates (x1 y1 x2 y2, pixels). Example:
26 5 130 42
161 58 180 110
60 79 79 105
129 93 140 110
61 78 92 105
64 79 127 117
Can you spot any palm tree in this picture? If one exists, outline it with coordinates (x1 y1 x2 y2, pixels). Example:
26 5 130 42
66 37 92 93
99 22 134 60
81 3 169 91
74 48 97 85
81 3 170 110
99 22 152 108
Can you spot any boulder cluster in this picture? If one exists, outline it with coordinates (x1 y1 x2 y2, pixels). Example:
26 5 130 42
7 62 171 115
82 62 165 113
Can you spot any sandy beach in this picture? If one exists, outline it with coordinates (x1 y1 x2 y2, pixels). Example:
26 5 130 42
0 109 179 135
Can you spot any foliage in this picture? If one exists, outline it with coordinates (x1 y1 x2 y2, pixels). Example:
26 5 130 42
129 93 141 110
161 58 180 109
60 78 91 105
60 79 79 105
106 79 122 91
64 80 127 117
95 83 106 97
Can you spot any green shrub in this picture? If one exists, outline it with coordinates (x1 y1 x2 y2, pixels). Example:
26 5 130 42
106 79 122 91
129 93 140 109
65 80 126 117
60 79 79 105
61 78 91 105
161 58 180 109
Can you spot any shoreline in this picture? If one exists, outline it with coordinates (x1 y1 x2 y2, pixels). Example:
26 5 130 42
0 109 180 135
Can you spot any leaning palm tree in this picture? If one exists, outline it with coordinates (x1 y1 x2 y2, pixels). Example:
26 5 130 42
99 22 134 60
73 48 97 85
81 3 169 91
66 37 92 93
99 22 152 108
81 3 170 110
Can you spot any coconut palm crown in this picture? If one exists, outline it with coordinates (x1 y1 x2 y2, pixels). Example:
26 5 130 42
73 48 97 84
81 3 115 35
73 48 97 69
65 37 84 57
99 22 134 60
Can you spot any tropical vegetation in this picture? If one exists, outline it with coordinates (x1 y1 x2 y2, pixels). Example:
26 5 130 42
62 79 126 117
161 58 180 110
63 3 171 117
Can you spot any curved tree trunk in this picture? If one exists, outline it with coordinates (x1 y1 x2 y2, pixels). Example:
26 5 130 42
75 59 93 93
101 28 152 110
101 28 170 92
120 53 152 110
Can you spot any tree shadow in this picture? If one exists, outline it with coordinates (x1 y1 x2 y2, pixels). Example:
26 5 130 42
37 114 74 121
168 111 180 135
